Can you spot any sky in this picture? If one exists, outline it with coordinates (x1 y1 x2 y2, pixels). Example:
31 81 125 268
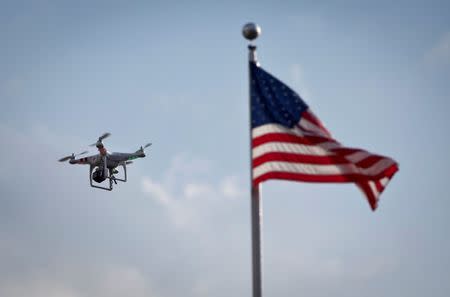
1 0 450 296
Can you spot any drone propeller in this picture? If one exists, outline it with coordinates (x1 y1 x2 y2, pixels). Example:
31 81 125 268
139 143 152 151
99 132 111 141
58 155 73 162
58 151 88 162
89 132 111 147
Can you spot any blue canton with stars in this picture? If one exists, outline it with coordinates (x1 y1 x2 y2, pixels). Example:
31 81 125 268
251 62 308 129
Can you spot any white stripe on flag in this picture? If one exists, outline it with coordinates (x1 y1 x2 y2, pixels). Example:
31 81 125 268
380 177 390 187
368 181 379 199
299 118 330 138
253 123 302 138
252 142 338 159
345 151 373 163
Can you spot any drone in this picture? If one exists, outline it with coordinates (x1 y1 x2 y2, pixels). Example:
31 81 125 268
58 132 151 191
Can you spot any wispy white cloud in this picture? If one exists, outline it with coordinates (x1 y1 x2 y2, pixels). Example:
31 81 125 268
290 63 312 100
424 32 450 67
142 178 171 206
184 182 215 200
162 153 213 189
141 154 245 229
220 175 245 199
92 266 158 297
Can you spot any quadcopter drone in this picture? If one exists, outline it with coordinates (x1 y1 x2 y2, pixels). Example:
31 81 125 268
58 133 151 191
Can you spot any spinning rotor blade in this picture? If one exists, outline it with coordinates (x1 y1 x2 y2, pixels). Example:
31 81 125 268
89 132 111 146
58 156 72 162
99 132 111 141
138 143 152 151
58 151 88 162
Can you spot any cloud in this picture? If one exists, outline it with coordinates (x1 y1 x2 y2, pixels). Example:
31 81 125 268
184 182 214 200
141 154 245 229
92 266 158 297
220 175 245 199
142 178 171 205
164 153 212 182
424 32 450 67
290 63 312 100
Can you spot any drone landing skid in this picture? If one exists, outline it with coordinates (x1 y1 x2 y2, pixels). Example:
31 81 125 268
89 163 127 191
112 163 127 183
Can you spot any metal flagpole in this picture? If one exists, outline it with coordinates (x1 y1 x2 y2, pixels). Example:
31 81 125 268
242 23 263 297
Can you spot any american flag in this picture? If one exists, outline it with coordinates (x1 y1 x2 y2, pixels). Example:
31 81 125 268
250 62 399 210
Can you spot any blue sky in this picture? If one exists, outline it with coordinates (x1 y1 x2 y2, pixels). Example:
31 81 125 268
1 1 449 296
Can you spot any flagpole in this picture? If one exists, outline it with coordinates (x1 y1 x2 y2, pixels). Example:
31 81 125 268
242 22 263 297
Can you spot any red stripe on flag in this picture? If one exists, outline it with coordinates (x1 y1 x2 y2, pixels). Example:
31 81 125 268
375 180 384 192
357 182 378 211
253 163 398 187
355 155 386 168
330 147 365 156
253 152 350 167
252 133 333 147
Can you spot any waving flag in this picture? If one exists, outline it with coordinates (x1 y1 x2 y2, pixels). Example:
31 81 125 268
250 62 398 210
